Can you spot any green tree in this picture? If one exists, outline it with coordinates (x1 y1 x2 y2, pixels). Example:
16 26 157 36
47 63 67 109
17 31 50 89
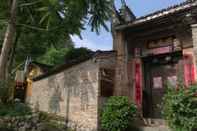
38 47 68 66
13 29 74 65
38 47 92 66
0 0 113 80
0 0 17 80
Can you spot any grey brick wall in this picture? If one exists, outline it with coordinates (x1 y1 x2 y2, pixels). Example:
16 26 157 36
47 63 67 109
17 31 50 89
29 60 99 131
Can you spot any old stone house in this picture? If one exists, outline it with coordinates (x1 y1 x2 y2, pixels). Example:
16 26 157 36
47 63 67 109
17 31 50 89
27 51 116 131
23 0 197 131
112 0 197 125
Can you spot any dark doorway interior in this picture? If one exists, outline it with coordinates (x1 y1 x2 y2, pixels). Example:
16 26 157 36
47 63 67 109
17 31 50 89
143 52 182 118
14 83 27 103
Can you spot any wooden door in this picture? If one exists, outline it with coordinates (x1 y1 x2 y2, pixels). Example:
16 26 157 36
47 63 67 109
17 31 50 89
150 64 177 118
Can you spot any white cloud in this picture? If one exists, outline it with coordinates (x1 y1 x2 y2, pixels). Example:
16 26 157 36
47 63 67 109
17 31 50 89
71 35 112 51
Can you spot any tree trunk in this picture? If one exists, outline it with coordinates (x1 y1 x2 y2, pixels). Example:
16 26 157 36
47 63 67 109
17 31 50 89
8 30 21 74
0 0 17 81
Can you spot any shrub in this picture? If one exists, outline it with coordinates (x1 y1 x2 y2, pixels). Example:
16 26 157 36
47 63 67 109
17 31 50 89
101 96 137 131
0 125 14 131
0 102 32 117
39 111 51 122
40 121 75 131
38 111 74 131
0 80 13 104
163 84 197 131
38 111 65 122
38 47 93 65
41 121 66 131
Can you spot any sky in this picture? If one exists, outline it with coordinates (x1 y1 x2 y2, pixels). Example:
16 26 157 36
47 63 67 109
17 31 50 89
72 0 185 51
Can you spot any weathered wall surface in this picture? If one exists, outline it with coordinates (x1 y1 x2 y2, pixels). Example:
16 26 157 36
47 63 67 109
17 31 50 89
29 60 99 131
113 31 130 97
0 113 72 131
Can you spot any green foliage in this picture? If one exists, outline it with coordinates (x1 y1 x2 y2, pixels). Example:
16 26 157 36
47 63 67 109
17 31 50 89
39 111 51 122
1 0 113 72
163 84 197 131
40 121 75 131
101 96 137 131
38 111 73 131
13 29 74 65
38 47 92 65
0 80 14 104
38 48 68 65
0 25 6 47
0 102 32 117
38 111 65 122
0 125 14 131
64 47 92 62
26 0 113 33
1 0 113 38
0 0 9 22
41 121 66 131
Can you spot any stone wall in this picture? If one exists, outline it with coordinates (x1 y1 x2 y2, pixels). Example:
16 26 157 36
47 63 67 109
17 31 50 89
113 31 130 96
0 114 40 131
29 60 99 131
0 113 70 131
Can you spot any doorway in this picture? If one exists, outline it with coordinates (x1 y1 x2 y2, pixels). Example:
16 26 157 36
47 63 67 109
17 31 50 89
143 52 182 118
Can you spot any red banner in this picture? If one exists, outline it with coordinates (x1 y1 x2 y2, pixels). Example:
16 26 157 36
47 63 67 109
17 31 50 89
135 61 142 108
183 54 196 86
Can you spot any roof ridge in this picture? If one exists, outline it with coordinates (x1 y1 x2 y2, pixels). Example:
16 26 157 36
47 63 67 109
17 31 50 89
136 0 197 20
115 0 197 30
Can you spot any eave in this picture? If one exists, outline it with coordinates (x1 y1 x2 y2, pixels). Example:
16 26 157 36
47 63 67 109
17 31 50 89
115 0 197 31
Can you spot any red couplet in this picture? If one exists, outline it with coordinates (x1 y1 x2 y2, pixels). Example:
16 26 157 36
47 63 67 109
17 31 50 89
135 62 142 108
183 54 196 86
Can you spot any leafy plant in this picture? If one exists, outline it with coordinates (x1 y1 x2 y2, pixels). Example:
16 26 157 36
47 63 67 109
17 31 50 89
41 121 66 131
163 84 197 131
101 96 137 131
0 102 32 117
38 47 92 65
38 111 51 122
64 47 93 62
0 80 14 104
38 111 65 122
0 0 113 81
38 111 74 131
0 124 14 131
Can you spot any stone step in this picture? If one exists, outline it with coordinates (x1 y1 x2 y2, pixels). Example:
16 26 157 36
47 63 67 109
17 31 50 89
140 126 171 131
142 118 166 126
134 118 171 131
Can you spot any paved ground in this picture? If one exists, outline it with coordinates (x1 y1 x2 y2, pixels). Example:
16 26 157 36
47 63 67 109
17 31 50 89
140 126 170 131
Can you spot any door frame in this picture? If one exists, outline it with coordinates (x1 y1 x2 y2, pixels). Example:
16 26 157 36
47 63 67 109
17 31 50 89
142 51 182 118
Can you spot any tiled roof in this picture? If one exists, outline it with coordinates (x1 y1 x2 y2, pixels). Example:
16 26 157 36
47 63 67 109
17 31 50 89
33 56 91 81
33 51 116 81
116 0 197 30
